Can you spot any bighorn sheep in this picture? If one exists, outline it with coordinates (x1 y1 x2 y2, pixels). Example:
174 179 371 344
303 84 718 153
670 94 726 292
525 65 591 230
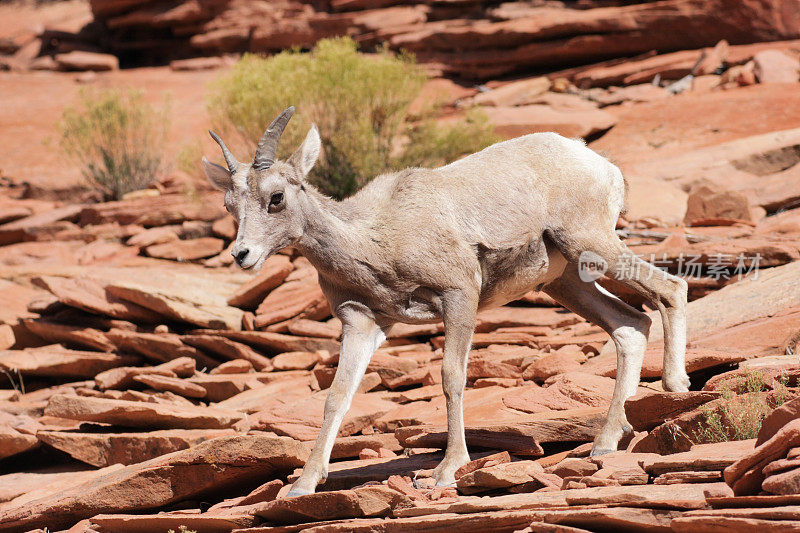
203 106 689 496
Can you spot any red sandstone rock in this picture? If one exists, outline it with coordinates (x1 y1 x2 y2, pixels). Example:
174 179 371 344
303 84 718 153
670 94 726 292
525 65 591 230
254 276 328 327
503 372 619 413
36 428 234 467
470 77 551 107
247 392 397 441
105 329 220 369
272 351 320 371
106 279 244 331
0 425 39 460
684 184 754 226
726 419 800 495
457 460 548 494
522 349 584 382
758 396 800 446
0 345 138 379
133 373 207 398
53 51 118 71
209 359 254 374
181 334 273 371
94 357 195 390
624 390 722 431
485 105 617 140
35 275 157 323
145 237 225 261
227 255 293 309
753 49 800 83
22 319 115 352
254 484 409 524
79 193 225 227
126 226 180 247
44 394 244 429
0 434 307 531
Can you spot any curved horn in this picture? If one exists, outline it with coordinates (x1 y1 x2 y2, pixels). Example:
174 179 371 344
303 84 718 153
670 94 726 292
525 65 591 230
253 106 295 171
208 130 239 174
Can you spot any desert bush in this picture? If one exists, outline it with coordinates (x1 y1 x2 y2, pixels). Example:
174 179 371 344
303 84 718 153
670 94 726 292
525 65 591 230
60 89 169 201
693 369 790 443
209 37 499 198
175 141 203 178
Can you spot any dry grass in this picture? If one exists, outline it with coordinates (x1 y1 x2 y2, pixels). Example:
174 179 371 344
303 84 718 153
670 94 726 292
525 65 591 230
60 89 169 201
693 369 790 443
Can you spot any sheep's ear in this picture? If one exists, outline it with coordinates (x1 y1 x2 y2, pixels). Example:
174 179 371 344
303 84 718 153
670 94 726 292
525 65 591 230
287 124 321 178
202 157 233 190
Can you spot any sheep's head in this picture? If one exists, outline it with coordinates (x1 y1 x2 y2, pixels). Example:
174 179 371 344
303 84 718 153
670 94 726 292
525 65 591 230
203 107 320 270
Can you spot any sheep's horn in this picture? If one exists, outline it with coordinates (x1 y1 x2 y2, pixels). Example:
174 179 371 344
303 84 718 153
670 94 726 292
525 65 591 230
253 106 295 171
208 130 239 173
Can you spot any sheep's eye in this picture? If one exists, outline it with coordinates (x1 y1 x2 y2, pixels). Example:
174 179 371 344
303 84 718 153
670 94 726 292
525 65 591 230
270 192 284 206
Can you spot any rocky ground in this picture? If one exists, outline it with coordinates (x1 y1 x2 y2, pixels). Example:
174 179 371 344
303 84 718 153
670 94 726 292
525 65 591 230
2 1 800 532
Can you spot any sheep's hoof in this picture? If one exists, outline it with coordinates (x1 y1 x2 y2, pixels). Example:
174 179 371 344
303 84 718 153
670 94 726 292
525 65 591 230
285 487 314 498
589 447 615 457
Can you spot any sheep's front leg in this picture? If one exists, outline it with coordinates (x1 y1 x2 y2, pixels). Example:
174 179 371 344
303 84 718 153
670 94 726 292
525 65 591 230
433 290 478 487
287 303 386 497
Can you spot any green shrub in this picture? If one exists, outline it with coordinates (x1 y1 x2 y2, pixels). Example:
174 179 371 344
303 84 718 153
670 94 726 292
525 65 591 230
60 89 169 201
209 37 499 198
693 369 790 443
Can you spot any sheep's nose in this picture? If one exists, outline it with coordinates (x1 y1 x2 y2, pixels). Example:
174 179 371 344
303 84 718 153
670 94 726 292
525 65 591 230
233 248 249 266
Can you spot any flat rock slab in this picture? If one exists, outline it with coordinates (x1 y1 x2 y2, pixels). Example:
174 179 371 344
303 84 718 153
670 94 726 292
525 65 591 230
643 440 756 476
243 509 566 533
0 346 138 378
35 275 163 323
133 373 208 398
182 334 273 371
288 452 445 492
254 485 407 525
79 192 225 227
625 390 722 431
89 513 256 533
216 330 340 355
0 434 308 531
105 329 220 369
36 429 237 467
22 319 115 352
209 374 313 411
227 255 293 309
0 465 125 513
145 237 225 261
0 425 39 460
107 282 243 331
395 425 543 456
249 392 398 441
583 347 746 379
502 372 619 413
0 280 42 324
44 394 244 429
289 507 679 533
394 481 730 523
673 506 800 533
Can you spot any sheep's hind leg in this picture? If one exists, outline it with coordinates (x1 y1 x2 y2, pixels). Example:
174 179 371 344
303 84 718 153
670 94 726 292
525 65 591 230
553 229 689 392
596 243 689 392
544 263 651 455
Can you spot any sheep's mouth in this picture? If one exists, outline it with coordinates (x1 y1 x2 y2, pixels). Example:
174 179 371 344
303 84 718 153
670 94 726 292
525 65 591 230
242 252 267 271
